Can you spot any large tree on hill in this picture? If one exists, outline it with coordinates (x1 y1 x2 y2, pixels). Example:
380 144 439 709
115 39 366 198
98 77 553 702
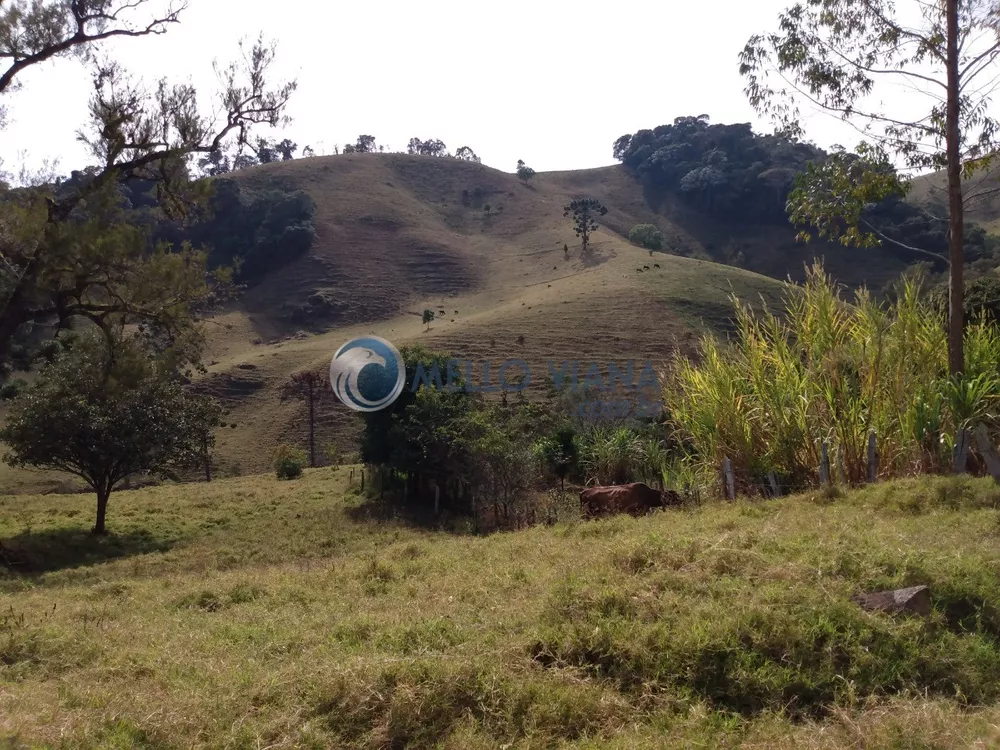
354 135 378 153
740 0 1000 376
563 198 608 254
0 1 296 375
407 138 448 157
516 159 536 185
0 331 221 534
454 146 481 163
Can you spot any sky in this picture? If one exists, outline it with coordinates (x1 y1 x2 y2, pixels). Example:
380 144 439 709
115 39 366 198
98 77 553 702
0 0 933 176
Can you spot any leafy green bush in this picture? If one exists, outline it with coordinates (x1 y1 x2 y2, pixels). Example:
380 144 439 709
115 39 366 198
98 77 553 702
628 224 665 251
663 263 1000 490
274 444 306 480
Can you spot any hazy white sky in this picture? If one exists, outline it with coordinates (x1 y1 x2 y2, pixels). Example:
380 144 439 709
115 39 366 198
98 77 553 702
0 0 922 175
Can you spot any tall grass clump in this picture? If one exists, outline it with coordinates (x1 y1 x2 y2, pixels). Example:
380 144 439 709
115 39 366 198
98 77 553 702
664 264 1000 490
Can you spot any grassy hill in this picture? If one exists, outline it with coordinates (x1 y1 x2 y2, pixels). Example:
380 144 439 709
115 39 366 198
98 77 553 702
0 153 940 492
176 155 912 482
2 471 1000 747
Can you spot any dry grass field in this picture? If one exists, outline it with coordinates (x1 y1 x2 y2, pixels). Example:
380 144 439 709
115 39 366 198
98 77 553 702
3 470 1000 748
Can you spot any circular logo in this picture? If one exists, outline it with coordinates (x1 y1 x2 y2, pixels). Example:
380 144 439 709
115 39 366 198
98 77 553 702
329 336 405 412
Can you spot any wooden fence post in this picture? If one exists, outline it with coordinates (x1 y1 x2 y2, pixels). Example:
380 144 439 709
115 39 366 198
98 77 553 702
767 471 780 497
867 431 878 484
819 441 830 485
722 456 735 501
974 424 1000 483
954 428 971 474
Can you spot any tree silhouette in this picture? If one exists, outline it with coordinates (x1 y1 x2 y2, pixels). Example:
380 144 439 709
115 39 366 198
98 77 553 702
516 159 536 185
563 198 608 253
281 370 329 467
422 309 435 331
455 146 481 163
275 139 298 160
355 134 378 153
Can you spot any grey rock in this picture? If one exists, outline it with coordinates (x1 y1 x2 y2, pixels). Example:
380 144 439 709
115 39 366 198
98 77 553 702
853 585 931 616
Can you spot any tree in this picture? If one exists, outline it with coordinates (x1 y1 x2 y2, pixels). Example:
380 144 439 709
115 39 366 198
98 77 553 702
254 137 279 164
0 7 296 374
275 138 298 161
422 308 435 330
612 135 633 162
355 134 377 153
302 145 316 158
408 138 448 157
0 332 220 534
455 146 481 163
281 369 328 468
534 425 579 492
629 224 665 251
740 0 1000 376
516 159 536 185
198 149 231 177
342 144 357 154
185 394 225 482
563 198 608 253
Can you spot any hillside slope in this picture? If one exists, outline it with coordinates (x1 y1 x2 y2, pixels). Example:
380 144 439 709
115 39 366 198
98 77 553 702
195 155 796 479
2 154 907 489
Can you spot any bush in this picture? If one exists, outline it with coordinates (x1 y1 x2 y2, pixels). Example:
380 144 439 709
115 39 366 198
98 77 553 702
628 224 665 251
274 444 306 480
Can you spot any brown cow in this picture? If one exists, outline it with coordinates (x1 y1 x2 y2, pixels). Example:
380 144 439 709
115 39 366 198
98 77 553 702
579 482 681 519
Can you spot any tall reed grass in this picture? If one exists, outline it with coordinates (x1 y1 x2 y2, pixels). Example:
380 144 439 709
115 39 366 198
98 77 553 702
664 264 1000 491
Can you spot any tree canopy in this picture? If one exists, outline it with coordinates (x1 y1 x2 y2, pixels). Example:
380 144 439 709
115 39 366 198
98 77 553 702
1 331 220 533
0 2 296 374
613 116 821 222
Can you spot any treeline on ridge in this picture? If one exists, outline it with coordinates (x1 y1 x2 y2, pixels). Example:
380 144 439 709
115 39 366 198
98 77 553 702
48 168 319 289
613 115 1000 271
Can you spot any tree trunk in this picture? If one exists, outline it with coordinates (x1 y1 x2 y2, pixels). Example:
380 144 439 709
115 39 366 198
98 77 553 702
203 434 212 482
93 486 110 535
945 0 965 377
308 387 316 467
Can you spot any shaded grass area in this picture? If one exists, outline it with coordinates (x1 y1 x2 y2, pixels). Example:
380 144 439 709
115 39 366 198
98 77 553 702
2 469 1000 747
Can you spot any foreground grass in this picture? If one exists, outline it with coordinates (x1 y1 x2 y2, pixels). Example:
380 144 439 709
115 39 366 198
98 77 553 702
2 470 1000 748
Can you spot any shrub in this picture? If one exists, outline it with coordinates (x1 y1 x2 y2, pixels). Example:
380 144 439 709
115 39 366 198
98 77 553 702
274 444 306 480
628 223 665 251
